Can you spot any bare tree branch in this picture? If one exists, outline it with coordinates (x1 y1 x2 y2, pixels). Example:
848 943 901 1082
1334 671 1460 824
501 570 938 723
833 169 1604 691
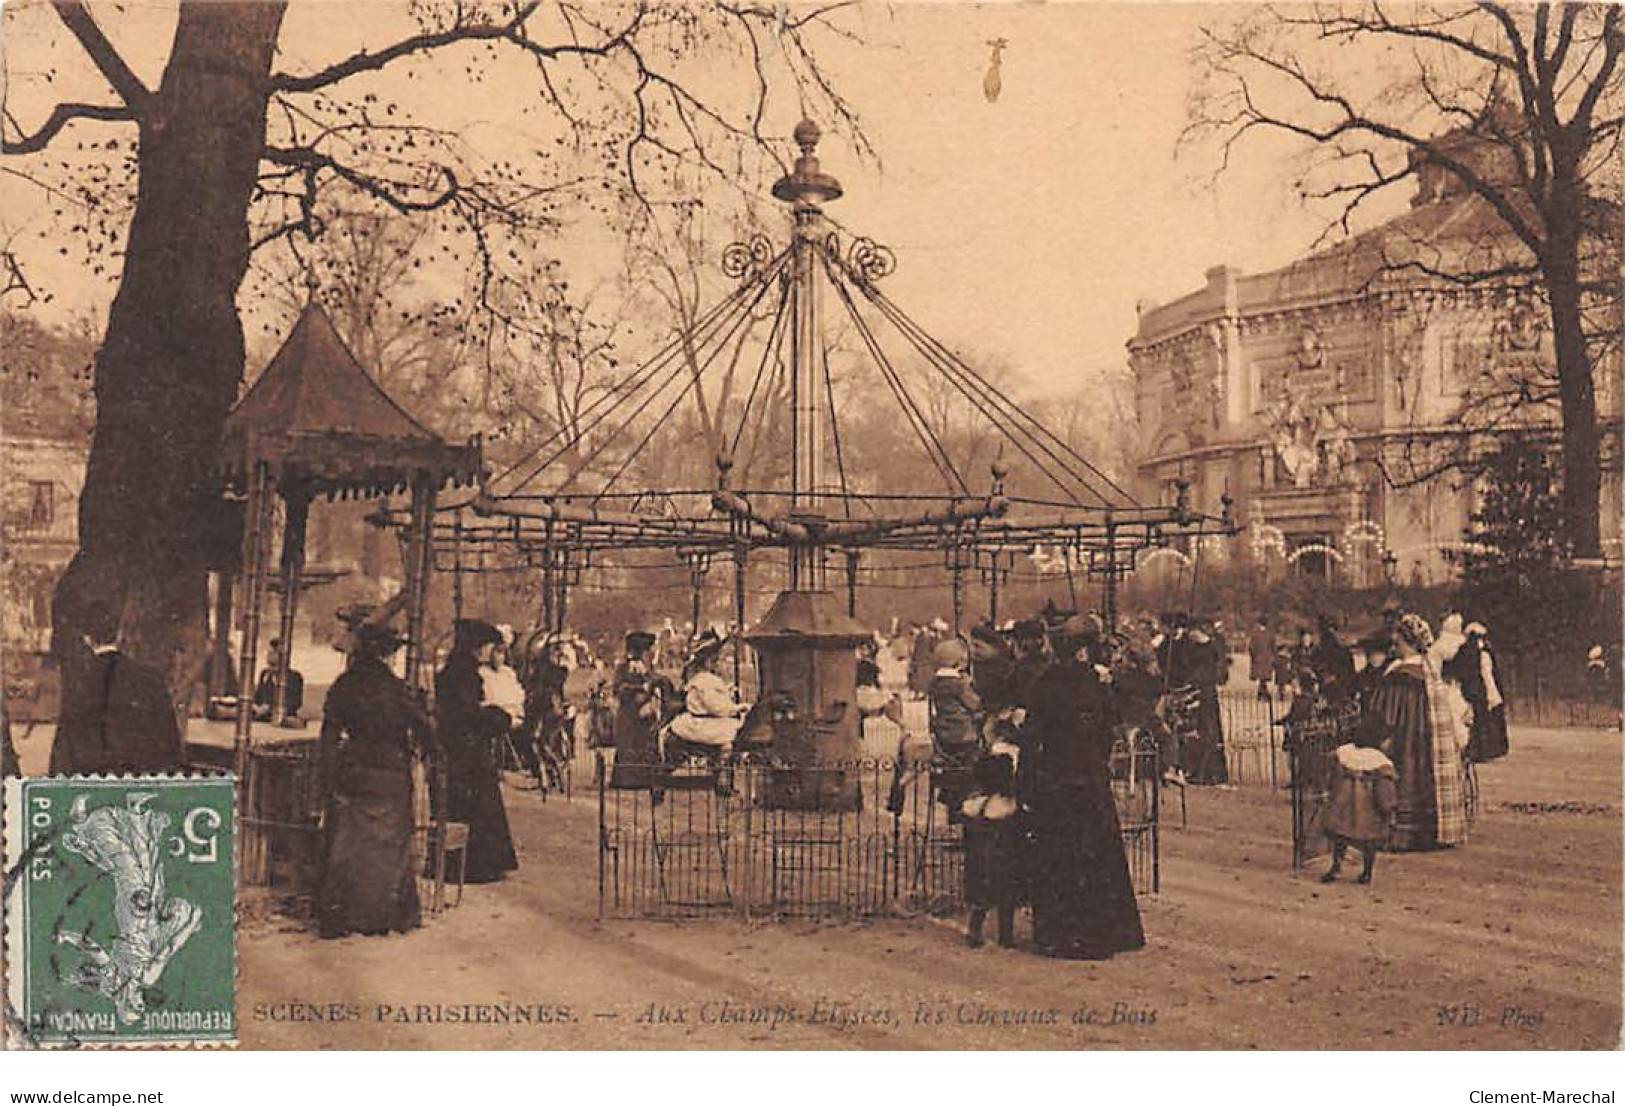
2 101 135 154
48 0 153 111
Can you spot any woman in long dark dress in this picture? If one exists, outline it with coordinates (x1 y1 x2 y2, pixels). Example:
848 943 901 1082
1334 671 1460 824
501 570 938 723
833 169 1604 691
316 621 434 938
1368 613 1470 851
436 619 519 883
1445 624 1509 763
1183 624 1229 784
609 630 673 790
1023 614 1145 960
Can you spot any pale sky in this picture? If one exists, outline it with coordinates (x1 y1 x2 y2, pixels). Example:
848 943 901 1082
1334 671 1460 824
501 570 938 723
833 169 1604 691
0 2 1409 400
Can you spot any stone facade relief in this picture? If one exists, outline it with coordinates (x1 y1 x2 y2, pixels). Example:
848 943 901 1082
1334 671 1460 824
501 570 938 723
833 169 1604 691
1261 383 1359 490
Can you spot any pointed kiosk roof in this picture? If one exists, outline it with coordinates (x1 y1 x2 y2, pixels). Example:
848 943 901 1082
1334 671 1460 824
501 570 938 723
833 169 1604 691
221 301 481 498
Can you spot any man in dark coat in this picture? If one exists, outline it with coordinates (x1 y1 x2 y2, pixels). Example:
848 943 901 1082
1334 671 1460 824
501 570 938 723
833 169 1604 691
50 598 185 775
435 619 518 883
1311 614 1357 703
1023 613 1145 960
1247 619 1274 700
252 637 305 722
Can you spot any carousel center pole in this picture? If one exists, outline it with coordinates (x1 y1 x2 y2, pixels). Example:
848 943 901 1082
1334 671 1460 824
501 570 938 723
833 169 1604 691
773 119 841 592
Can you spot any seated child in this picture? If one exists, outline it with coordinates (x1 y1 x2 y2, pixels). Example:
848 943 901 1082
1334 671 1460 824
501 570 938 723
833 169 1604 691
855 636 900 724
1321 725 1399 886
962 752 1022 948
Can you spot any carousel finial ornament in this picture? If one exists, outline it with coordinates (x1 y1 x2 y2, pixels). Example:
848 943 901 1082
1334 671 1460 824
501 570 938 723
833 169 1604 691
772 118 843 207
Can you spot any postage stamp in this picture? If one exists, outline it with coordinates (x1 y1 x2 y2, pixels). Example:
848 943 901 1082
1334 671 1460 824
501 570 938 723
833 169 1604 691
3 776 237 1048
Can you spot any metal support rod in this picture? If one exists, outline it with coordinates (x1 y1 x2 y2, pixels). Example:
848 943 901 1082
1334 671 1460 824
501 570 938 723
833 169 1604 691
272 489 309 724
1063 541 1078 612
452 511 464 620
233 461 274 784
540 519 556 635
402 474 437 693
845 549 859 619
988 552 1001 625
733 544 747 691
554 552 570 634
209 570 233 699
950 547 965 634
1102 524 1119 635
689 561 705 637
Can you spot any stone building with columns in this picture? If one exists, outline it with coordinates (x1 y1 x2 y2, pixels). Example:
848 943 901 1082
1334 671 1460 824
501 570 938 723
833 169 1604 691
1126 140 1619 587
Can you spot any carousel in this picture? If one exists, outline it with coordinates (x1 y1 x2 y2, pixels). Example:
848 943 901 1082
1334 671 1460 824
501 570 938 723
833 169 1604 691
371 120 1236 918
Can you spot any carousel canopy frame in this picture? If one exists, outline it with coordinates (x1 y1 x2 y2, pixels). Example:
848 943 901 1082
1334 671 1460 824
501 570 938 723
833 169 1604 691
376 120 1233 631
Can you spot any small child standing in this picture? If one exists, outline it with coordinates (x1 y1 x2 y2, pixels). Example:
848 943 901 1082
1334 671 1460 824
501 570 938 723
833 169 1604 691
929 637 983 822
1321 727 1398 885
962 753 1022 948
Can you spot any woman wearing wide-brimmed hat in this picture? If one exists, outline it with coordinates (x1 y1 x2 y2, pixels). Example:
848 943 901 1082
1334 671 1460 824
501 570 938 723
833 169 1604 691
665 629 747 762
315 611 435 937
435 618 519 882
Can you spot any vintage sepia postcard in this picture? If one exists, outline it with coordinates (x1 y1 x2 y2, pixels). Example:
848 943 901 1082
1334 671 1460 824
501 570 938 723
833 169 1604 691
0 0 1619 1066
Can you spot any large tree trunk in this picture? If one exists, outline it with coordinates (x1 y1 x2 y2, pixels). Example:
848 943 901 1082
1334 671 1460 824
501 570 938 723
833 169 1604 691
50 4 287 757
1544 218 1603 560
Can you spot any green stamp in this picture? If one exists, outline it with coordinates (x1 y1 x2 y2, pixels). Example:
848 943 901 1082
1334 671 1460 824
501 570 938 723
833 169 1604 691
4 776 236 1047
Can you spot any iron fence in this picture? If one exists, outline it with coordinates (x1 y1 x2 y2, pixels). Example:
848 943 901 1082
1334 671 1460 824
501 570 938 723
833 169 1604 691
1287 704 1362 868
1218 689 1288 789
596 725 1161 922
1504 696 1621 730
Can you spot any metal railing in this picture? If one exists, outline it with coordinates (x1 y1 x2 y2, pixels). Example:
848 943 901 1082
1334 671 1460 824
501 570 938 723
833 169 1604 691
596 728 1161 922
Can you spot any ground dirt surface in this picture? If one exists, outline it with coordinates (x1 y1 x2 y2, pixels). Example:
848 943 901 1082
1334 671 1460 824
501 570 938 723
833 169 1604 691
232 723 1622 1050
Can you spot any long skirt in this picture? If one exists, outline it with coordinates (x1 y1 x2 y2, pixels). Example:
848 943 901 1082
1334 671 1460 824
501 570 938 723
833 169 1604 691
610 711 666 790
1030 781 1145 959
447 739 519 883
1184 689 1229 784
1466 703 1509 763
317 764 421 938
1325 766 1398 845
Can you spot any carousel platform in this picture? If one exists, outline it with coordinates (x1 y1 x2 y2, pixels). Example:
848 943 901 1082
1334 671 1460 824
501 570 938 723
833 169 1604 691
184 717 318 770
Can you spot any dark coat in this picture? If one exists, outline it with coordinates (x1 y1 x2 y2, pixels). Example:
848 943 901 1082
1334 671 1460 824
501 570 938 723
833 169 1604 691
1247 628 1274 682
316 654 433 937
1445 639 1509 763
254 666 305 716
1023 660 1144 959
609 658 671 788
928 671 981 750
435 650 518 882
50 648 184 775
